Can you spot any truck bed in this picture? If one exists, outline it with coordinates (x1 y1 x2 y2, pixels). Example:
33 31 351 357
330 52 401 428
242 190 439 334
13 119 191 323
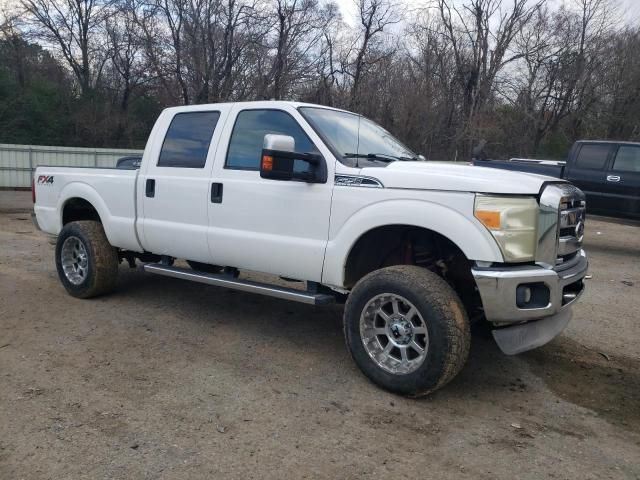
33 166 142 251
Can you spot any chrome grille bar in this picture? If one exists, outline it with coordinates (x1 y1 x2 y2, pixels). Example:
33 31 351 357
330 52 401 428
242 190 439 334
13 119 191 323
559 206 586 229
558 235 582 256
557 189 585 260
536 183 586 267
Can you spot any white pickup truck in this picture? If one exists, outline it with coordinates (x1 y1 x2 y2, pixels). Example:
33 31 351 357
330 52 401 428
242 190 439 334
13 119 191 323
33 101 588 396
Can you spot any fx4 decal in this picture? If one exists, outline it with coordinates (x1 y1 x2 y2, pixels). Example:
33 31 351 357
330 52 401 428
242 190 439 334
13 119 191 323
37 175 54 185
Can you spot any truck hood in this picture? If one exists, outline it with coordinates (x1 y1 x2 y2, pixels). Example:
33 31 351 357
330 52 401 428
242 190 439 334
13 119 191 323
363 161 560 195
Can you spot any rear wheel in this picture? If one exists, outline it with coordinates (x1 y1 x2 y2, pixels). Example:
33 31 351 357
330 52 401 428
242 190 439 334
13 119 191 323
343 265 470 396
55 221 118 298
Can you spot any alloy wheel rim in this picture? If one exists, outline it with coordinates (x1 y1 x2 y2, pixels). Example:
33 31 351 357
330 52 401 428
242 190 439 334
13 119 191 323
359 293 429 375
61 236 89 285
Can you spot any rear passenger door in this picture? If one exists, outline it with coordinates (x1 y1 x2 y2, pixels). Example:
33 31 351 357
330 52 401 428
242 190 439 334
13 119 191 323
565 143 615 215
140 107 229 262
603 145 640 220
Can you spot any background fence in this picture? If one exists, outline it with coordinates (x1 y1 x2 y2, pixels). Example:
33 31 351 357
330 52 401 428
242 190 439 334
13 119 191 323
0 144 144 188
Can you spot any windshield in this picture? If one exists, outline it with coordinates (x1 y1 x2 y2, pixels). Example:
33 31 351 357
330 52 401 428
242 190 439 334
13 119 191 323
299 107 416 166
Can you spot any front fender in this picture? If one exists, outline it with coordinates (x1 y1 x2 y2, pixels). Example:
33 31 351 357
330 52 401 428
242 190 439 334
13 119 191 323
321 197 503 288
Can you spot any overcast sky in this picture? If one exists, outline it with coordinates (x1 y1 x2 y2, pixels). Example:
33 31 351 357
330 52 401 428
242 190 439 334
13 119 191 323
338 0 640 26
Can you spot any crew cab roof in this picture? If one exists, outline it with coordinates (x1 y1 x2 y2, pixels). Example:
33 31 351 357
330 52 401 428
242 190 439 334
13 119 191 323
161 100 351 115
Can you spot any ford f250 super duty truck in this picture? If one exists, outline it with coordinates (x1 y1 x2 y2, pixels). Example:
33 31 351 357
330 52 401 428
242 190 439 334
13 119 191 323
474 140 640 221
33 101 588 396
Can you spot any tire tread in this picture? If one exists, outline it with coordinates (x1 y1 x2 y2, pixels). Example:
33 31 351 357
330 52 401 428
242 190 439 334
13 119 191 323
343 265 471 397
56 221 118 298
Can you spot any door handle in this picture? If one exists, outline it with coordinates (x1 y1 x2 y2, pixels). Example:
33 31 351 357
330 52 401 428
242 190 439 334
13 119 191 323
146 178 156 197
606 175 621 182
211 182 223 203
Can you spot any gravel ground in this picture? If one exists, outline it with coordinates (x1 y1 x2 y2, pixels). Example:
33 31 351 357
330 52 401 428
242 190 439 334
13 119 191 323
1 191 639 479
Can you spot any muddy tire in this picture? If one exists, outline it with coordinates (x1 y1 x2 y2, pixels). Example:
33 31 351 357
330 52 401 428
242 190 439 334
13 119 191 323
55 221 118 299
343 265 470 397
186 261 224 274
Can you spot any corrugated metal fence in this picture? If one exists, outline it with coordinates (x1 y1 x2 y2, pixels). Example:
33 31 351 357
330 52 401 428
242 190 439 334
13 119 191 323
0 143 143 188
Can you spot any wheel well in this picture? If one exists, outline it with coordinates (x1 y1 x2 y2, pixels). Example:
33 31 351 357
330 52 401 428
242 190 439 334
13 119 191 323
62 198 101 225
344 225 482 320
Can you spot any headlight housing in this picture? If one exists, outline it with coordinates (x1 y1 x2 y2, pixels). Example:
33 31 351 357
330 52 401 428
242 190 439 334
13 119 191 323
474 195 538 262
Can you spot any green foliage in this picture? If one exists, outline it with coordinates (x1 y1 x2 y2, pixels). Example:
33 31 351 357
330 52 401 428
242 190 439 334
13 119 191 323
127 95 163 149
0 36 73 145
537 132 573 161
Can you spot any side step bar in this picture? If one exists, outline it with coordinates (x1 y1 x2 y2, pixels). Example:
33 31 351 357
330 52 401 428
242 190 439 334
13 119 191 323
144 264 335 306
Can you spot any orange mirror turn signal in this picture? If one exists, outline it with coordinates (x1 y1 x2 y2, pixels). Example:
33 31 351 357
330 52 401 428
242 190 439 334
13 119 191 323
261 155 273 171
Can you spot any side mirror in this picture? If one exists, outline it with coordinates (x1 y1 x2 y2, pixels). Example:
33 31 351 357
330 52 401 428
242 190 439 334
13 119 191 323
260 134 326 183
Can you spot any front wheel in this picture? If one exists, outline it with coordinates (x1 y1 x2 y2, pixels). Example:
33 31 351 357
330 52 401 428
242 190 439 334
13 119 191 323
55 221 118 298
343 265 470 397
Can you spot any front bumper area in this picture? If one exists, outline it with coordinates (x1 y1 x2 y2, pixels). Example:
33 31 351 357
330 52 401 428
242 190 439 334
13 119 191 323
491 308 572 355
472 250 588 325
472 250 587 354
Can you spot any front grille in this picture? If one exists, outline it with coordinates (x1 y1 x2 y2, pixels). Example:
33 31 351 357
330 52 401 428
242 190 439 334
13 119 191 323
556 188 586 264
537 183 586 267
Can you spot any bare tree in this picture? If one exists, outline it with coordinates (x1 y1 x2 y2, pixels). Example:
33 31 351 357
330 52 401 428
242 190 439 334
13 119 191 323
565 0 616 138
436 0 545 151
349 0 400 108
135 0 191 103
2 0 639 159
504 0 616 152
106 0 147 112
135 0 262 104
258 0 328 99
308 2 346 106
182 0 260 102
506 5 573 153
210 0 261 101
21 0 112 96
404 12 461 157
604 28 640 139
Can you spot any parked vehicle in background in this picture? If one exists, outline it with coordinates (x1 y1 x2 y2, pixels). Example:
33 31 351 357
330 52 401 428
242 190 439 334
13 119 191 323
474 140 640 220
116 156 142 169
32 101 589 396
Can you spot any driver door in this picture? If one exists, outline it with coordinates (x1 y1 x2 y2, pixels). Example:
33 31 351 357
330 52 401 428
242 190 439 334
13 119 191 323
206 104 335 282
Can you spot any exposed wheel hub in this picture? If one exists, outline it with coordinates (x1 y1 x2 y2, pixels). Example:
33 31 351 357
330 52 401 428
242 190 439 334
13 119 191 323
389 317 413 345
359 293 429 375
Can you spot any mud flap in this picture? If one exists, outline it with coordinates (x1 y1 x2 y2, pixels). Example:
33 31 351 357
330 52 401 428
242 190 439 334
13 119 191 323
492 309 572 355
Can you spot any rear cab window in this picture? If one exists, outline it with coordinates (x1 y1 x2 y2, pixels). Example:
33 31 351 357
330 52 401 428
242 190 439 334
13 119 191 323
574 144 613 170
158 111 221 168
225 109 319 173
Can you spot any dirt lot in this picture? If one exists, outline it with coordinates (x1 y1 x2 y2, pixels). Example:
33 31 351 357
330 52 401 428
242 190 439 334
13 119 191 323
1 191 639 479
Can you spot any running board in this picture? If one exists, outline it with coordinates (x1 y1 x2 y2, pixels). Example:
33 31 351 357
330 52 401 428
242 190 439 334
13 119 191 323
143 264 335 305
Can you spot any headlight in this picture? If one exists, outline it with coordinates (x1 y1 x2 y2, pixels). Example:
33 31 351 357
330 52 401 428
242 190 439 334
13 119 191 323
474 195 538 262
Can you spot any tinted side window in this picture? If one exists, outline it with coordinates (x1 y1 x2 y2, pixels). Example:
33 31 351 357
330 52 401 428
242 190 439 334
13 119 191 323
225 109 317 171
613 146 640 172
158 111 220 168
575 144 611 170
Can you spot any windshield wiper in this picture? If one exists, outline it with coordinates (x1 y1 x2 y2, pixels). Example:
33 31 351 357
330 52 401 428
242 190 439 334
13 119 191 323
344 153 396 163
344 152 416 162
